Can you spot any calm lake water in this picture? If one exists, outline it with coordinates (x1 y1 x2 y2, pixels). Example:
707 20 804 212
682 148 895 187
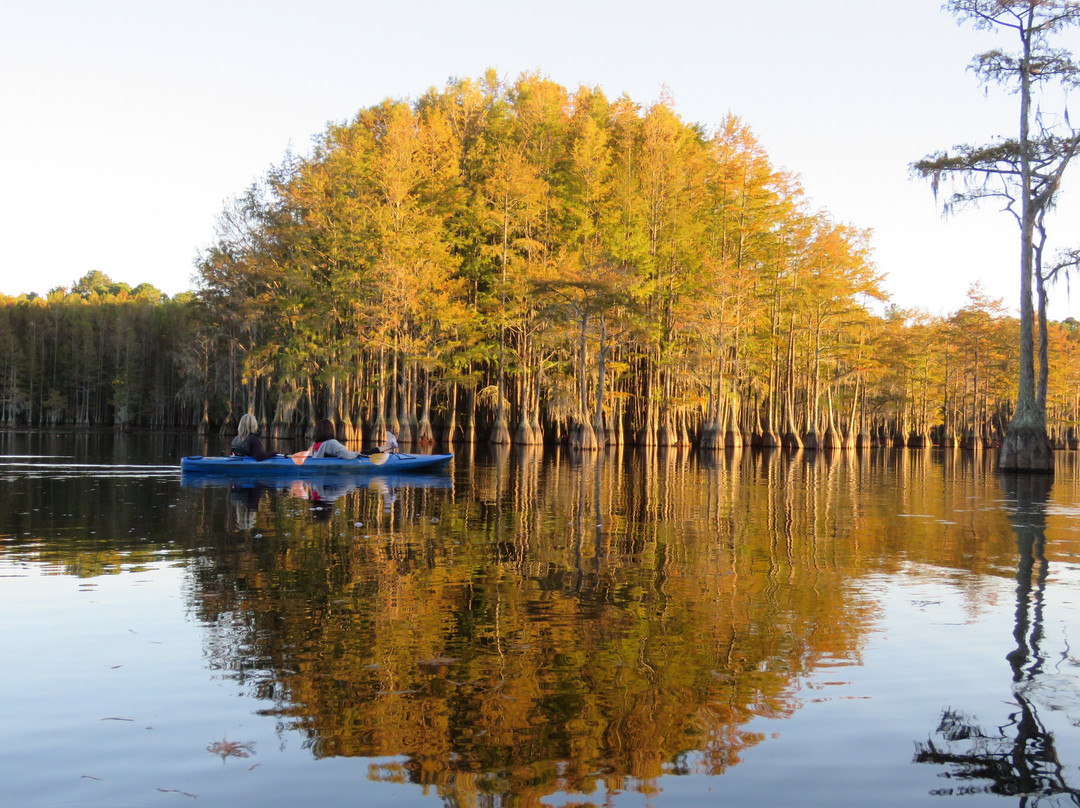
2 431 1080 808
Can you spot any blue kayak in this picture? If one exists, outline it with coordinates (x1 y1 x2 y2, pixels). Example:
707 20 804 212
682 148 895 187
181 470 454 490
180 452 453 476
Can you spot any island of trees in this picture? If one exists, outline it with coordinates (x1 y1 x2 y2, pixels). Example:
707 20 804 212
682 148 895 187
1 74 1078 451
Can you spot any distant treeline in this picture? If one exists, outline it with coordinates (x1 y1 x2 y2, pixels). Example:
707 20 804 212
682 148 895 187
0 274 201 429
3 74 1079 448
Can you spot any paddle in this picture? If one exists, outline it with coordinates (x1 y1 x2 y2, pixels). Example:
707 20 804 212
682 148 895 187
290 449 389 466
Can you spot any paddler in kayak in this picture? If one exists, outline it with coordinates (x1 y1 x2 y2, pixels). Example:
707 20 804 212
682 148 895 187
307 419 361 459
230 413 277 461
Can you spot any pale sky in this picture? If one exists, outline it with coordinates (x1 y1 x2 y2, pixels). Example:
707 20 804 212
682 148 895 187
1 0 1077 319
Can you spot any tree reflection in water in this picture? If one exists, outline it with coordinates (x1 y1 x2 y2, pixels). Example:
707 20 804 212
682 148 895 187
9 437 1080 805
190 446 881 803
914 474 1080 804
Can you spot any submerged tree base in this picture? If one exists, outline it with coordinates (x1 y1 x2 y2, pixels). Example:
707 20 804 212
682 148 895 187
998 425 1054 474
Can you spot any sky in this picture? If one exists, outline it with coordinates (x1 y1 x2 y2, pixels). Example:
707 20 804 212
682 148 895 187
1 0 1077 320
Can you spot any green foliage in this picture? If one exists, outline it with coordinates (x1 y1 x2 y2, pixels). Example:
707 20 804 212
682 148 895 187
0 274 198 427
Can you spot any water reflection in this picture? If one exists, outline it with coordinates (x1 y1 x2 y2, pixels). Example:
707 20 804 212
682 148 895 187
181 472 455 531
227 483 268 531
914 475 1080 803
186 446 909 802
3 437 1080 806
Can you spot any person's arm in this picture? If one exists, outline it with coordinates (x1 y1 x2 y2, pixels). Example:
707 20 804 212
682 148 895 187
250 435 276 461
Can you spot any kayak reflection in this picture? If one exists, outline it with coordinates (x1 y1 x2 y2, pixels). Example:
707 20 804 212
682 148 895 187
183 471 454 529
285 475 436 518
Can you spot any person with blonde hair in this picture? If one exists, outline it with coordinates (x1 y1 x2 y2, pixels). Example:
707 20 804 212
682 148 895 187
230 413 276 460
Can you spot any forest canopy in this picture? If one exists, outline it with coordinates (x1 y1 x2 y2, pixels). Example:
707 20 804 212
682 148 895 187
2 73 1078 449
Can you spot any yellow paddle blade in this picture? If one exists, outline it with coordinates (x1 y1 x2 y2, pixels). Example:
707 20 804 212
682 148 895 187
367 451 390 466
291 450 310 465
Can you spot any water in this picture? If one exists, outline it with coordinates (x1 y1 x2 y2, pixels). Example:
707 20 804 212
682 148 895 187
2 431 1079 807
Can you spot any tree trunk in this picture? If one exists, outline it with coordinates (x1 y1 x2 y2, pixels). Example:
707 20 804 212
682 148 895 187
464 384 477 444
592 317 608 449
417 369 434 445
1000 15 1053 473
396 360 413 445
442 381 458 445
